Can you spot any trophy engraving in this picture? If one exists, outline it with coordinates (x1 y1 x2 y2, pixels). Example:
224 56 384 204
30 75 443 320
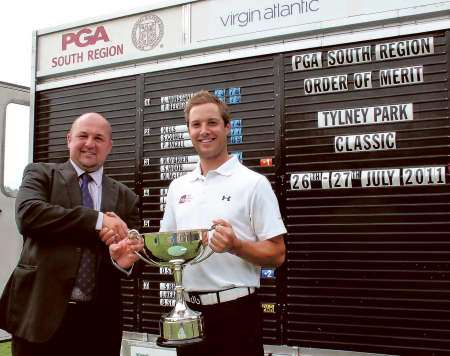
128 228 213 347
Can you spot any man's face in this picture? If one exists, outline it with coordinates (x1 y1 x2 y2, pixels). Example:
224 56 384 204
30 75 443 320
67 114 112 172
187 103 230 162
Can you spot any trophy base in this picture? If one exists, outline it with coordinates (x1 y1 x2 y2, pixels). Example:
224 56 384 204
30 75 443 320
158 313 205 348
156 335 206 348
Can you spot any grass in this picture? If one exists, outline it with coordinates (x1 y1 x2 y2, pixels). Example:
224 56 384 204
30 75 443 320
0 341 11 356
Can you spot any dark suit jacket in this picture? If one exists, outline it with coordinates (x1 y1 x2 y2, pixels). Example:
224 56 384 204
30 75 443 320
0 161 139 345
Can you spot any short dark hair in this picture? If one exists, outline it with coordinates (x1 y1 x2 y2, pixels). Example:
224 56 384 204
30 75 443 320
184 90 230 125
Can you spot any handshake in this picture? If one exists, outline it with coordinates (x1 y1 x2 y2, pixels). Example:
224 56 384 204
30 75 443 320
99 211 144 269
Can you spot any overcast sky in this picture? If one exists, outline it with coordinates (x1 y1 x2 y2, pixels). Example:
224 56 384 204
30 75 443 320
0 1 158 86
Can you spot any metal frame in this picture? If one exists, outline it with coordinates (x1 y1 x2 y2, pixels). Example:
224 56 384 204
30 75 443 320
0 82 30 197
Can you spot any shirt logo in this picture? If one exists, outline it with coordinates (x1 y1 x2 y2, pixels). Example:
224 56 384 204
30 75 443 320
178 194 192 204
221 195 231 201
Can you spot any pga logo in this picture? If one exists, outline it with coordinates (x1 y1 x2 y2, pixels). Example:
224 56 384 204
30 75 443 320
61 25 110 50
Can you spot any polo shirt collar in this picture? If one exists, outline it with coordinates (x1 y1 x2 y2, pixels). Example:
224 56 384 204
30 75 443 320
69 160 103 186
188 155 238 181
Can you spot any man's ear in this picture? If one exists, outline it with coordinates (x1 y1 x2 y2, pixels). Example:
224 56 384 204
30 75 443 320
108 139 113 154
66 132 72 148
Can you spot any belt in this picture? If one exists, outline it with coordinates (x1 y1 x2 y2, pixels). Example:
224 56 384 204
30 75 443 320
185 287 255 306
68 300 93 306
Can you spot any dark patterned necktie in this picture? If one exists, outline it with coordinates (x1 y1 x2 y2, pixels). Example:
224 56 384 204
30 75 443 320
71 172 96 301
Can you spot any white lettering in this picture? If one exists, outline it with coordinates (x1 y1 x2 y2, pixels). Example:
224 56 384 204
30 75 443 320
328 46 371 66
361 169 401 187
318 104 413 128
402 166 446 186
160 140 193 149
160 163 197 173
321 171 352 189
353 72 372 90
160 155 199 165
290 173 311 190
292 52 322 71
335 132 396 153
304 74 348 95
375 37 433 60
160 172 187 180
379 66 423 87
161 125 188 134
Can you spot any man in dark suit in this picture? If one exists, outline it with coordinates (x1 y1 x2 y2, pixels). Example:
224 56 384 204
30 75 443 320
0 112 141 356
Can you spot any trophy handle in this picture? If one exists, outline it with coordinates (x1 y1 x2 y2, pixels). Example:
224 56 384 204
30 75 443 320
189 242 214 265
188 224 218 265
128 229 170 268
190 248 214 265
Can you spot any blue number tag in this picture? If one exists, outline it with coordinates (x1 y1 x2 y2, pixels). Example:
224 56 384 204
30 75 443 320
230 135 243 144
230 128 242 136
231 151 243 162
228 95 241 104
227 87 241 96
230 119 242 128
261 268 275 278
214 89 225 100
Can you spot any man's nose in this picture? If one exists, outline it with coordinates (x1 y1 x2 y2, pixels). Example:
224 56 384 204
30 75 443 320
85 136 95 146
199 123 209 134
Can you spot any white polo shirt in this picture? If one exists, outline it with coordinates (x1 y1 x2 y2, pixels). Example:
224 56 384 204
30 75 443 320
160 156 287 292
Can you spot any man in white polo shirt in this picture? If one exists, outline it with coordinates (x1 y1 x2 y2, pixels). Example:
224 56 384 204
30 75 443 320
160 90 287 356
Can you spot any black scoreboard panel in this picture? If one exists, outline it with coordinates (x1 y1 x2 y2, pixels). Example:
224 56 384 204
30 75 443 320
139 55 284 343
283 31 450 354
33 29 450 355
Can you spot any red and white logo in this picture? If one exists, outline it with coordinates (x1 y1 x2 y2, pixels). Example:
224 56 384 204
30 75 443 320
178 194 192 204
61 26 110 51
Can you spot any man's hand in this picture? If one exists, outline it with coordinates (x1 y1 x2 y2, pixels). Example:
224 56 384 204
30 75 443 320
102 211 128 240
211 219 286 267
109 237 144 269
99 227 117 246
210 218 242 253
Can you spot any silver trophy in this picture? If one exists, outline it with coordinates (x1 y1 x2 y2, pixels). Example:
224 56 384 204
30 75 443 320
128 228 214 347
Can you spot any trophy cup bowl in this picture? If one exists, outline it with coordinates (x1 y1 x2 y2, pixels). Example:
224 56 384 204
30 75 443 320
128 228 214 347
